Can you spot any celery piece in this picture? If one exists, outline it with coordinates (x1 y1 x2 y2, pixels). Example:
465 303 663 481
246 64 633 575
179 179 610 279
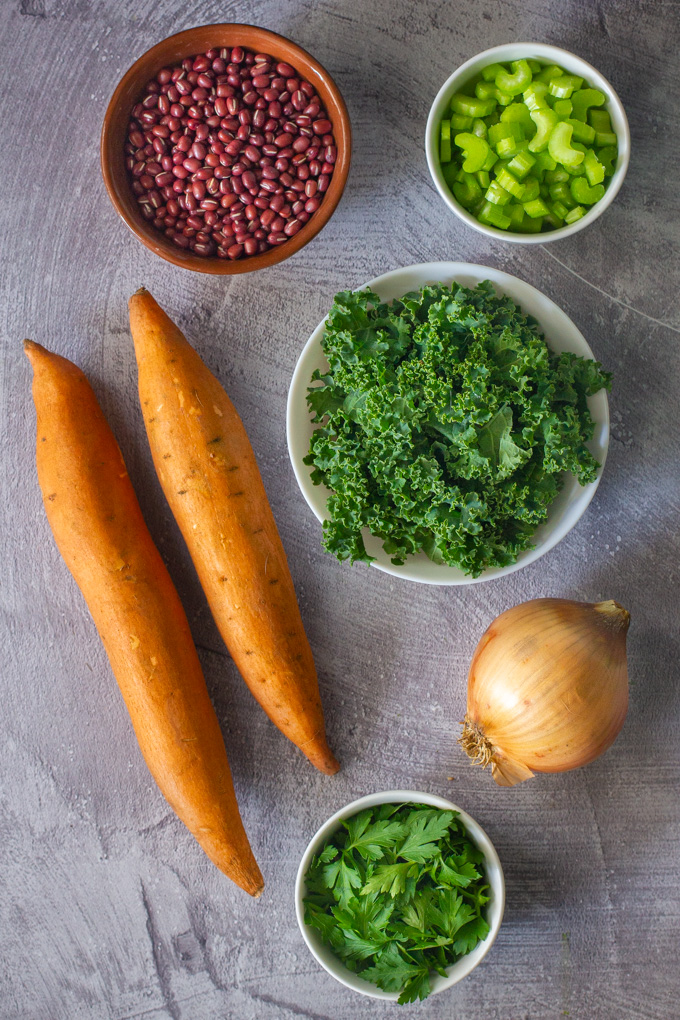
496 135 524 159
475 81 514 106
521 176 541 202
545 168 570 183
570 119 595 145
570 178 605 205
482 149 499 171
481 62 507 82
595 129 617 147
571 88 605 122
496 167 525 199
488 122 514 148
597 145 618 177
451 93 496 118
517 213 544 232
566 118 596 144
485 180 512 206
495 59 533 96
507 150 536 179
501 101 535 135
527 59 542 73
551 201 568 220
478 201 512 229
533 150 557 175
588 109 612 131
553 99 573 118
451 113 474 131
535 64 564 84
548 122 585 168
472 118 487 138
583 148 605 186
441 161 458 188
476 169 491 189
549 181 576 208
548 74 583 99
440 119 452 162
564 205 586 223
453 132 491 173
453 173 483 209
507 202 525 228
523 197 550 218
523 82 549 111
528 108 558 152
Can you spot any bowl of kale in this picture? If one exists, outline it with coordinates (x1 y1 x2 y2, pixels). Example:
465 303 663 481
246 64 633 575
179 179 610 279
287 262 610 583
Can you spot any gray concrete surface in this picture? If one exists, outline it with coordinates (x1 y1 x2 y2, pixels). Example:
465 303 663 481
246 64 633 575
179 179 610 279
1 1 679 1018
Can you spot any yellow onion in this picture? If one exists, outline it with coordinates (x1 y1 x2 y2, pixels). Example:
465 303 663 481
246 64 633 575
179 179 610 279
459 598 630 786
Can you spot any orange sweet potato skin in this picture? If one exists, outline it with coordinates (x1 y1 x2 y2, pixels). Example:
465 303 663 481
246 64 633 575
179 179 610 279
128 290 338 775
25 340 263 896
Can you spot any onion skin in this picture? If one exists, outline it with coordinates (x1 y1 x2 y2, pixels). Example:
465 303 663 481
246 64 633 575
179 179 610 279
460 599 630 787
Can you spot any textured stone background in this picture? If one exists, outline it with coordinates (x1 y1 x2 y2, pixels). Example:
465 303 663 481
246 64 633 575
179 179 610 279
1 1 679 1018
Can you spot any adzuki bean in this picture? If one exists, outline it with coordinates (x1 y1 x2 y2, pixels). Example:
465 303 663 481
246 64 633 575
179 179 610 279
125 45 337 260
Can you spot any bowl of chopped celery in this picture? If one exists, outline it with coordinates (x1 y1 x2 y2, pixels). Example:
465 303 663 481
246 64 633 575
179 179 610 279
425 43 630 242
295 790 505 1002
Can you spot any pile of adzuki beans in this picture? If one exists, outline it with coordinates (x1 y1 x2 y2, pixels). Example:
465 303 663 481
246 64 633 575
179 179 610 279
125 46 337 260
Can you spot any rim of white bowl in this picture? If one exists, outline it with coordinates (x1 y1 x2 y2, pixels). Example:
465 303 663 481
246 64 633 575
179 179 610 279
286 261 610 585
294 790 506 1000
425 42 631 243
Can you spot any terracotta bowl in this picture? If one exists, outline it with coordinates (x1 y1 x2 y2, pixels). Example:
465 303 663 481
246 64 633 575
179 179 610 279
101 23 351 274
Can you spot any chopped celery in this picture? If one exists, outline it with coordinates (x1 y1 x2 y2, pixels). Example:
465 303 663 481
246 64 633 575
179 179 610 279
553 99 573 118
495 59 533 96
523 197 550 218
521 176 541 201
564 205 586 223
507 150 536 179
478 201 512 229
528 108 558 152
439 57 617 232
440 119 452 163
571 88 605 122
451 93 497 118
597 145 618 177
451 113 474 131
475 81 514 106
570 178 605 205
523 82 549 111
453 132 490 172
548 122 585 168
485 180 512 205
548 74 583 99
583 148 605 186
496 167 525 198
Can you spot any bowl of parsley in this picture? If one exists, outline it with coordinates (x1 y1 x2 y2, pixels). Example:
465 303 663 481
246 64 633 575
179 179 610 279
287 261 610 583
295 790 505 1003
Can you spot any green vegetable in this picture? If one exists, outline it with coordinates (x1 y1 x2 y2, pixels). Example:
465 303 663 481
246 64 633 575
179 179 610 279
302 802 492 1004
548 121 585 168
305 281 610 576
454 132 490 172
570 178 605 205
438 58 618 233
440 119 452 163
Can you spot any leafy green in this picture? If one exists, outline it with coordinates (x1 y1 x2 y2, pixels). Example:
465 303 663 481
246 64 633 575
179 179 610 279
304 280 611 576
302 802 493 1004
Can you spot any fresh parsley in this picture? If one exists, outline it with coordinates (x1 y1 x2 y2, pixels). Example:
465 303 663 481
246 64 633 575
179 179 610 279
302 803 492 1004
304 280 611 577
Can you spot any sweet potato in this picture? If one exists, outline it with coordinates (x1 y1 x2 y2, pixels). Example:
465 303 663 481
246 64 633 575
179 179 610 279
128 289 339 775
25 340 263 896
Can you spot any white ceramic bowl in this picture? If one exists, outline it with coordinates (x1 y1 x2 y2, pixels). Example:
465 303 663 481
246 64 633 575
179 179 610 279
295 790 505 1001
287 261 609 585
425 43 631 243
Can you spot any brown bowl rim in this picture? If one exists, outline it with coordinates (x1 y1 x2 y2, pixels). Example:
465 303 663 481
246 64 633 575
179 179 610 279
100 22 351 274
